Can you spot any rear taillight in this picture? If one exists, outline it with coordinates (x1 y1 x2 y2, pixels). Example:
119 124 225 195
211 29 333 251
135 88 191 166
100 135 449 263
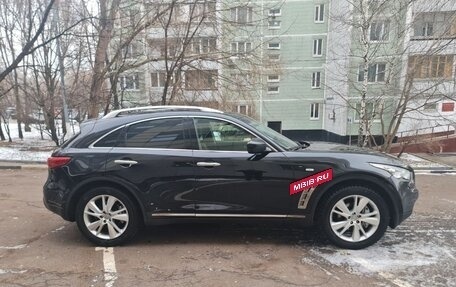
47 156 72 169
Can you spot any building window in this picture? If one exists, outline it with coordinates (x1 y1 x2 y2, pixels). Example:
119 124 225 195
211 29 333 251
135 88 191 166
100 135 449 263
269 8 281 16
151 71 180 87
415 22 434 38
268 54 280 61
313 39 323 56
193 1 216 22
267 75 280 82
120 74 139 90
310 103 320 119
267 121 282 133
268 20 281 29
268 42 280 50
312 72 321 88
354 102 377 121
267 86 279 93
358 63 386 82
314 4 324 23
370 20 390 41
408 55 454 79
122 42 141 58
231 41 252 55
412 12 456 39
185 70 217 90
442 102 455 112
151 71 166 87
230 6 253 24
237 105 249 115
423 103 437 111
191 37 217 54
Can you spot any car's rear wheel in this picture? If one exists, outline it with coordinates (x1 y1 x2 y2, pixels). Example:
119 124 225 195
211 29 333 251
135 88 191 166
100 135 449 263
76 187 139 246
320 186 389 249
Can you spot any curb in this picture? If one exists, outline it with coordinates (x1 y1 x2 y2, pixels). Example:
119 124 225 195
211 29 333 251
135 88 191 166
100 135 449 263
0 165 22 170
414 170 456 174
410 154 455 169
0 161 47 170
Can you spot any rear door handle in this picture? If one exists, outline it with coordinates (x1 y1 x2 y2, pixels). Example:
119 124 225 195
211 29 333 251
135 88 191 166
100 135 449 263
114 159 138 168
197 162 221 168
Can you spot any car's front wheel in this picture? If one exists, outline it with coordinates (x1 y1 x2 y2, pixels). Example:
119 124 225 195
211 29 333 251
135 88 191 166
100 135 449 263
76 187 139 246
320 186 389 249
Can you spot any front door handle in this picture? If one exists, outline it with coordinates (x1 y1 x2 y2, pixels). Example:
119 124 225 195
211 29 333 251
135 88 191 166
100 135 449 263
114 159 138 168
197 162 221 168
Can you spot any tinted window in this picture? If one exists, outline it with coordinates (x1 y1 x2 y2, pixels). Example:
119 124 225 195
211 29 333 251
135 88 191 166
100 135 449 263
93 128 123 147
121 118 190 149
193 118 253 151
236 115 299 151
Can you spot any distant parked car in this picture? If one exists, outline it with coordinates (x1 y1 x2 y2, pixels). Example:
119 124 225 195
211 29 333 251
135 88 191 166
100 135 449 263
43 106 418 249
5 107 16 119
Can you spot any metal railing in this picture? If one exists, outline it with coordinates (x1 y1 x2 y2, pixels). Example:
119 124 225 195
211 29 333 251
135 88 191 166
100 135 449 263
397 124 455 143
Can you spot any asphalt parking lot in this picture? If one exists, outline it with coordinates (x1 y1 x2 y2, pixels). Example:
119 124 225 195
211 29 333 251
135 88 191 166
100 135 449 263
0 169 455 287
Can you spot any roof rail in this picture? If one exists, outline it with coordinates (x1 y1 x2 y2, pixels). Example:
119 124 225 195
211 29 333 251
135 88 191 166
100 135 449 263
103 105 223 118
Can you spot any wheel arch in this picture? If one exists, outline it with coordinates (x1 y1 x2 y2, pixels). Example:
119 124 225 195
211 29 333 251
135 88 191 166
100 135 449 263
306 173 402 228
64 178 146 224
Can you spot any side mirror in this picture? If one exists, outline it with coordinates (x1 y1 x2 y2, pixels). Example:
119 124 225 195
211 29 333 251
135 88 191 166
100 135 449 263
247 138 267 154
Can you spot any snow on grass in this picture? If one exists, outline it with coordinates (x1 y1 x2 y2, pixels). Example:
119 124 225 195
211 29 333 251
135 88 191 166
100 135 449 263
0 147 52 162
0 120 79 162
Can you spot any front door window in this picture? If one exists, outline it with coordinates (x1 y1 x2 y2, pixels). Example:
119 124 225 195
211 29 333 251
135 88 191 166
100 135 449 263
193 118 254 151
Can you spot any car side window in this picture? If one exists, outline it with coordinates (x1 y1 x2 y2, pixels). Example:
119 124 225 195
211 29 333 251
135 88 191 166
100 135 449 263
193 118 254 151
120 118 191 149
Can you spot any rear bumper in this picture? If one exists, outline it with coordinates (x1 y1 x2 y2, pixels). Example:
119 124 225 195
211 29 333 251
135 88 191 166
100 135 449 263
43 179 72 221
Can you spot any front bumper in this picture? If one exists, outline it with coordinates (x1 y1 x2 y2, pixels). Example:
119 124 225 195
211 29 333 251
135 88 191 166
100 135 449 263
395 177 419 224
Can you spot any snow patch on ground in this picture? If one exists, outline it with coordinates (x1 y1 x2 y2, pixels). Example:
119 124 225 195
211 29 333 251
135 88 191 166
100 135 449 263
400 153 450 169
311 241 446 275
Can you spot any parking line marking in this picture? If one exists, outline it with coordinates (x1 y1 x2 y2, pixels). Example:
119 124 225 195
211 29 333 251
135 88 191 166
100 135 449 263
95 247 117 287
0 244 27 250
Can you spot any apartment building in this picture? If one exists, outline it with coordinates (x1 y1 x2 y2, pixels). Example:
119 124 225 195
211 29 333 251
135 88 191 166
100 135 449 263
398 0 456 135
114 1 221 108
223 0 329 138
114 0 455 144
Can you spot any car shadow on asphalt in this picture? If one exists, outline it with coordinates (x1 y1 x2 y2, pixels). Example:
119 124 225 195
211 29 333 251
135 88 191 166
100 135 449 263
133 222 330 247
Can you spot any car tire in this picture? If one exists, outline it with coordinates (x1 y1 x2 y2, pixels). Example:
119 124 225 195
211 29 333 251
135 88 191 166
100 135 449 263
320 186 389 249
76 187 140 246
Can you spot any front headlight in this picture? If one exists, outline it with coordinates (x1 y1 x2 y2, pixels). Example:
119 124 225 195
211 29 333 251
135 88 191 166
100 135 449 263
370 163 412 180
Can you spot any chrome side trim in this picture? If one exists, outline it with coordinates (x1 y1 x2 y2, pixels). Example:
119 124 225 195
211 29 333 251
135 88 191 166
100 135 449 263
297 187 316 209
151 213 305 219
151 213 194 217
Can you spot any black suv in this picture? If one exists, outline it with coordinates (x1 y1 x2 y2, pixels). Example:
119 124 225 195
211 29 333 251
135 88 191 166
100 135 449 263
43 106 418 249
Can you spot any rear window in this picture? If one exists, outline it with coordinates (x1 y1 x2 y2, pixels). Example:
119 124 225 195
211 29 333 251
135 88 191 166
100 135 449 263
93 128 124 147
119 118 192 149
60 132 80 148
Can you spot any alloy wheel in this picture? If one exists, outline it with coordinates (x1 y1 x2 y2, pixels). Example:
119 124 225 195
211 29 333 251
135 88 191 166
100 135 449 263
329 195 381 242
83 195 129 240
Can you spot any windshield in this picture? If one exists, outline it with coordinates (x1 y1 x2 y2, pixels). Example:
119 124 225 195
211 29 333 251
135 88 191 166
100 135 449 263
234 114 300 151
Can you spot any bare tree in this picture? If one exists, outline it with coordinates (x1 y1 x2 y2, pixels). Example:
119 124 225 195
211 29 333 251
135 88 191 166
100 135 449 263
326 0 456 149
